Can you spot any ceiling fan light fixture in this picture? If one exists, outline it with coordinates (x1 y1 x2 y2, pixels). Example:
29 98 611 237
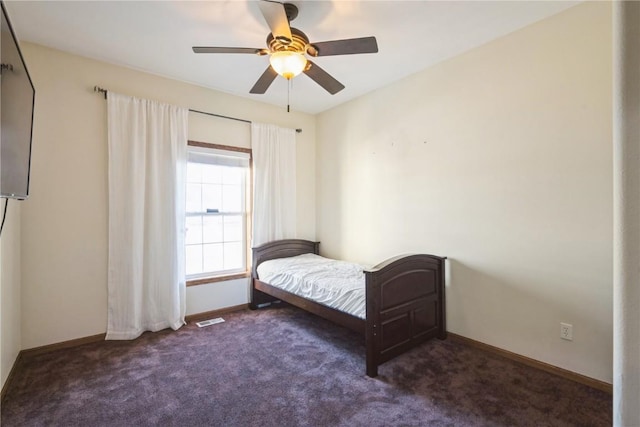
269 51 307 80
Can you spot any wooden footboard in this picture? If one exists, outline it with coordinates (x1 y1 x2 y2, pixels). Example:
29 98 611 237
251 239 446 378
364 254 446 377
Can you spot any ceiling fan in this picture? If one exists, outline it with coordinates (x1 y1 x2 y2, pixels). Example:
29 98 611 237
192 0 379 96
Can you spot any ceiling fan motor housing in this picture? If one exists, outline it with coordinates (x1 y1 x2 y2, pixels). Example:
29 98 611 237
267 27 309 54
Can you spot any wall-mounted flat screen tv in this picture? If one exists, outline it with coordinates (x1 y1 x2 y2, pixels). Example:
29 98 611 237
1 0 35 200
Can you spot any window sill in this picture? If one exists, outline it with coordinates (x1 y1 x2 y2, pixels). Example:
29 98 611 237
186 272 250 287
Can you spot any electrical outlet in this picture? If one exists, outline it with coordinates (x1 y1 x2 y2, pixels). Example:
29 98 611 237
560 323 573 341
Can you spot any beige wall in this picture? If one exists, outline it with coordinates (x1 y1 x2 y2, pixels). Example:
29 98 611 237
316 2 612 382
1 201 21 389
19 43 316 349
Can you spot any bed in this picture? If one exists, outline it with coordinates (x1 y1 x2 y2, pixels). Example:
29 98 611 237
250 239 447 377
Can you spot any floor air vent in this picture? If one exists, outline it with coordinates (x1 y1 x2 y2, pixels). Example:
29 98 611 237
196 317 225 328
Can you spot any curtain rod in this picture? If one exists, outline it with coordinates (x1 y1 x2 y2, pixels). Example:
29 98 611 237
93 86 302 134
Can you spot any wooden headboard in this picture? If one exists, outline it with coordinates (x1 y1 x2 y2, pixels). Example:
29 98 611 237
251 239 320 279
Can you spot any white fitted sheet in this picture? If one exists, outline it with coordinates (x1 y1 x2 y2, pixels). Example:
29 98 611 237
256 253 368 319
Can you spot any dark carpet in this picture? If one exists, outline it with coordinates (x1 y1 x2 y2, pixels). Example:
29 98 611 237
2 305 611 426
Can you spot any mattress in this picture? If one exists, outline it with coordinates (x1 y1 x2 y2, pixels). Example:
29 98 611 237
256 253 368 319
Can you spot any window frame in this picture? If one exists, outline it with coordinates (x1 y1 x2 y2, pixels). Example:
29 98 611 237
185 141 252 287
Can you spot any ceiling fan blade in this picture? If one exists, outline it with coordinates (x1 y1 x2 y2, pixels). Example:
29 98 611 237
258 0 293 44
193 47 266 55
303 60 345 95
250 66 279 94
307 36 378 57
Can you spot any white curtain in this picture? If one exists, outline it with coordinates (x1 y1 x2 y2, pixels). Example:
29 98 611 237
106 92 188 340
251 123 297 247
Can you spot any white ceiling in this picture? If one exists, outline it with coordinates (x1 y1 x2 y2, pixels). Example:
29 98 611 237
5 1 578 114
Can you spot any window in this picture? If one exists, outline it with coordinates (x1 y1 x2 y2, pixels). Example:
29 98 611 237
185 143 251 282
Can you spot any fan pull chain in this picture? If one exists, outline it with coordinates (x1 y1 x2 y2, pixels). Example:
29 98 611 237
287 78 291 113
